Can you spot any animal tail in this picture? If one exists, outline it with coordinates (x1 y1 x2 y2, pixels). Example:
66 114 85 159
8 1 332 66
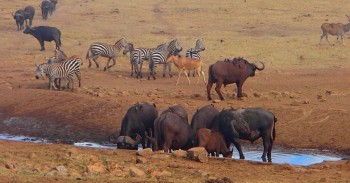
208 64 216 83
272 115 277 141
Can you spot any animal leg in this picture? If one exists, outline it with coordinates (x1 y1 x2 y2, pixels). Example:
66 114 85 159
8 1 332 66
107 58 117 69
215 82 224 100
130 61 134 76
168 62 173 78
75 71 81 87
236 81 245 98
184 69 191 85
104 58 112 71
319 34 325 45
232 140 245 159
163 133 174 153
261 135 271 162
201 70 206 85
207 81 213 100
267 139 273 162
162 63 167 77
325 35 333 46
91 55 100 68
176 69 183 86
39 40 45 51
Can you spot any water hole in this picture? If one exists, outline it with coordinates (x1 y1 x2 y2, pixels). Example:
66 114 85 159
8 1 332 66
0 133 343 166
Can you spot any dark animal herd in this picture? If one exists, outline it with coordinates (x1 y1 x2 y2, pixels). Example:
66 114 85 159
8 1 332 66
110 103 277 163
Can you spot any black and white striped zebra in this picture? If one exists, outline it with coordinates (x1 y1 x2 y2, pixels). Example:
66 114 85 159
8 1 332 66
36 57 82 90
148 39 182 80
86 37 128 71
186 38 205 76
123 42 168 78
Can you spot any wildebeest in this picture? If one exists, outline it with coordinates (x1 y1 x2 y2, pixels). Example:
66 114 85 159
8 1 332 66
320 15 350 46
196 128 232 158
211 107 277 162
146 105 192 152
207 57 265 100
109 102 158 149
13 9 25 30
40 0 53 20
23 26 62 51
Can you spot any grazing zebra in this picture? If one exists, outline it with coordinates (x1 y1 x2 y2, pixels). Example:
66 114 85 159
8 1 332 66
86 37 128 71
148 39 182 80
123 42 168 78
36 57 82 90
46 49 68 64
186 38 205 76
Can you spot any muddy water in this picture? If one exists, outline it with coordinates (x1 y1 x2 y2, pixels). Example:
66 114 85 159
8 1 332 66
0 133 342 166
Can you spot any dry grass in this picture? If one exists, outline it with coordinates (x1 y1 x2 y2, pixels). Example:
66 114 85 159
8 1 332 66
1 0 350 72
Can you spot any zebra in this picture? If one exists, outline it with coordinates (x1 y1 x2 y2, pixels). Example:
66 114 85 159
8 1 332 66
148 39 182 80
46 48 68 64
123 42 168 78
86 37 128 71
186 38 205 76
36 57 82 90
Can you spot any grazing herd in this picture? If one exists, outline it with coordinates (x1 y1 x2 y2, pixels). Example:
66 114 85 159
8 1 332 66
110 103 277 162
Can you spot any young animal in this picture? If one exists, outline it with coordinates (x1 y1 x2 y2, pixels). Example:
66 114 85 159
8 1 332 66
320 15 350 45
196 128 232 158
167 55 206 86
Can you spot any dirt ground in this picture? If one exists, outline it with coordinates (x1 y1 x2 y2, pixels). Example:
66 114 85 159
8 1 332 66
1 0 350 182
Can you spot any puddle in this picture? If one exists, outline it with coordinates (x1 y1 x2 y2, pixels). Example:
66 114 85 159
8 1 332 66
228 147 342 166
0 133 343 166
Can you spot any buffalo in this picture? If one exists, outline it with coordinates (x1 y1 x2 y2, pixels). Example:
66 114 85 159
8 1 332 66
207 57 265 100
196 128 232 158
13 9 25 30
191 104 219 134
23 26 62 51
146 105 192 152
49 0 58 13
211 107 277 162
109 102 158 149
40 1 53 20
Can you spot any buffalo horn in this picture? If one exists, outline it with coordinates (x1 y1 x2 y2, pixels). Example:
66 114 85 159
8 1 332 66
12 11 15 17
255 61 265 71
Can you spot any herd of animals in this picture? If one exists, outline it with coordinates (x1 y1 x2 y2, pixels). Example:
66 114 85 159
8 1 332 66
108 103 277 163
10 1 350 162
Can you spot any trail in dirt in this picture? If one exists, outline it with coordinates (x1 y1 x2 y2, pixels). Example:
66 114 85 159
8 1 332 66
152 0 177 37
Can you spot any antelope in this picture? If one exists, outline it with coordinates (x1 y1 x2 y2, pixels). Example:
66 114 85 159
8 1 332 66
320 15 350 45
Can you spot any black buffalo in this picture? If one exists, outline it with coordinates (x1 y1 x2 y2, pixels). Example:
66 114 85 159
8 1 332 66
146 105 192 152
109 102 158 149
191 104 219 134
40 1 53 20
13 9 25 30
24 6 35 27
49 0 58 13
23 26 62 51
211 107 277 162
207 57 265 100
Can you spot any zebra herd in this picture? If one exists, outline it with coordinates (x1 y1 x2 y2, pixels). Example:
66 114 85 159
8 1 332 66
35 37 205 91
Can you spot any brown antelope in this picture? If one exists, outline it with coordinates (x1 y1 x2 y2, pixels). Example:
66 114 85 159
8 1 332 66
167 55 206 86
320 15 350 45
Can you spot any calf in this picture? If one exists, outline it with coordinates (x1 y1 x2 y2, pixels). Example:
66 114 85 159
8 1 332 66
23 26 62 51
196 128 232 158
167 55 206 86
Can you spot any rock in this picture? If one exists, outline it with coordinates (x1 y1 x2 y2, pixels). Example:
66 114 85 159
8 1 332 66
5 163 15 170
136 156 148 164
212 99 221 103
206 176 233 183
87 164 105 174
136 148 153 157
317 95 323 99
172 150 187 158
253 92 261 98
187 147 208 163
290 100 301 106
303 100 310 104
325 90 332 95
319 99 327 102
151 152 170 160
54 165 68 175
150 170 172 178
192 93 201 98
129 167 146 177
